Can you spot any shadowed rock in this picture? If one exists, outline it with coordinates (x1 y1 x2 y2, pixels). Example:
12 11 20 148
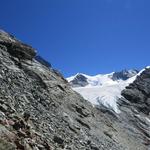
0 30 36 60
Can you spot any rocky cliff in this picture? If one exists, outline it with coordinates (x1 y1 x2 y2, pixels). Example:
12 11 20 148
0 30 149 150
120 68 150 147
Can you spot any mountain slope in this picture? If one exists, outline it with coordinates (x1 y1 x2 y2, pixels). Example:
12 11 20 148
119 67 150 147
0 30 149 150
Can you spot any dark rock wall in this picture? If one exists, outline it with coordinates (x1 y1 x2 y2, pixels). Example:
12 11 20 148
122 68 150 115
120 68 150 148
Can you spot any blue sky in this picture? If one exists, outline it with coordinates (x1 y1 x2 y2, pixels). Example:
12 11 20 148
0 0 150 77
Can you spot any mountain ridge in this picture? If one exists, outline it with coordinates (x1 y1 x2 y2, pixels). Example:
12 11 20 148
67 69 139 87
67 69 140 113
0 29 149 150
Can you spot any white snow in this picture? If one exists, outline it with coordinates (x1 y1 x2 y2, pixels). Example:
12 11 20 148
67 68 148 113
72 79 131 113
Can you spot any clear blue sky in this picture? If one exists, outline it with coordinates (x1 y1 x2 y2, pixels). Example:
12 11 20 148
0 0 150 77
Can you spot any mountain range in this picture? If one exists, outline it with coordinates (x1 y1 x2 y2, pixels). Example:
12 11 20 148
67 69 139 113
0 30 149 150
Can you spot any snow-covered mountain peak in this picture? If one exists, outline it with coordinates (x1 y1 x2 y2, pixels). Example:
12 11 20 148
67 69 140 113
67 69 138 88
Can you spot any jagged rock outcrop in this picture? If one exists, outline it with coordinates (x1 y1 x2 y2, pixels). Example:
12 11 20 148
122 68 150 115
112 69 139 81
0 30 36 60
69 74 89 87
119 68 150 149
0 30 149 150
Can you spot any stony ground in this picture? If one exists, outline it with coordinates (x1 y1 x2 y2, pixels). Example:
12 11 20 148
0 30 149 150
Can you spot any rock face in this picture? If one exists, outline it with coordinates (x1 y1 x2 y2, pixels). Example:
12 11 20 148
112 69 138 81
69 74 89 87
0 30 149 150
119 68 150 149
122 68 150 115
0 30 36 60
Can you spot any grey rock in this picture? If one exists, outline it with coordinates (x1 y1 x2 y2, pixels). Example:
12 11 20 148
119 68 150 149
0 30 148 150
121 68 150 114
53 135 64 145
112 69 138 81
0 30 36 60
69 73 89 87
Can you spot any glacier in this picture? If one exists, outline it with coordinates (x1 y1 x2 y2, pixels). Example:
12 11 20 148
67 68 148 113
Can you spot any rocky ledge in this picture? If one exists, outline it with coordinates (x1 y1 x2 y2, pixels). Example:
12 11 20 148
0 30 149 150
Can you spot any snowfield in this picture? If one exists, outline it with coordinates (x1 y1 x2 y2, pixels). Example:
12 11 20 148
73 79 132 113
